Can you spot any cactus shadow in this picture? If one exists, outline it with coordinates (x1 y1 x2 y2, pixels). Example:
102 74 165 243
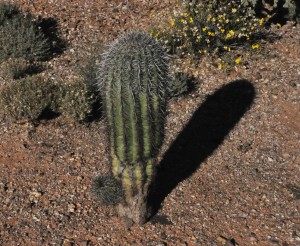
148 79 256 217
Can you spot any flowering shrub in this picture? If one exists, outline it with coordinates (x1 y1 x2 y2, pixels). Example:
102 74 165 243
150 0 267 60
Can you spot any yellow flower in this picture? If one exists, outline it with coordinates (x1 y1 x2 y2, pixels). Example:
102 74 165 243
218 63 223 69
221 29 225 33
277 23 281 27
259 18 264 26
208 31 215 36
223 46 231 51
235 56 242 64
184 13 189 17
252 43 259 49
251 26 255 30
246 36 250 40
180 18 186 24
267 14 271 18
212 18 216 22
225 30 235 39
150 31 153 37
170 20 175 26
232 8 237 13
189 17 194 23
202 27 207 31
198 50 203 54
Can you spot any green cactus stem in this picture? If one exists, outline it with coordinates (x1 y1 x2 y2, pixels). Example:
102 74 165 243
98 31 170 224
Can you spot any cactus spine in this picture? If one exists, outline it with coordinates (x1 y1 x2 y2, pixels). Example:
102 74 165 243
98 31 170 224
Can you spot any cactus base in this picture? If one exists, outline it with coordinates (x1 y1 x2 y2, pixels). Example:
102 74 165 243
117 191 149 225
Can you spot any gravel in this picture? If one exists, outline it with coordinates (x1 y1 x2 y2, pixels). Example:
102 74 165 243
0 1 299 245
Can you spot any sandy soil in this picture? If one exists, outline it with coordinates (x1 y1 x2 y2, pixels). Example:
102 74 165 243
0 1 299 245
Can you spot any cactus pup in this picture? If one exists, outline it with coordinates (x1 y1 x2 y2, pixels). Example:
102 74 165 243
98 31 170 224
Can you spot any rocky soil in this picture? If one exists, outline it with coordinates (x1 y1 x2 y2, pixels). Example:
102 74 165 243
0 1 299 245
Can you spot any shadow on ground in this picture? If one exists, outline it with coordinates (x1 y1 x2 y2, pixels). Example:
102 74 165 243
148 79 256 216
38 17 67 57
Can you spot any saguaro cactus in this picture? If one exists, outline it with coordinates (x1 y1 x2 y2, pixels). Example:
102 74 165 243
98 31 170 224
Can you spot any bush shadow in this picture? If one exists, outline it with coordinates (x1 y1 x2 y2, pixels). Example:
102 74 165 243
37 108 61 121
38 17 67 57
148 80 256 216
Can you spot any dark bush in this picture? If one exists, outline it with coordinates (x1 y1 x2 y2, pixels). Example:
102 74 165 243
76 43 103 90
0 13 51 62
0 3 21 25
242 0 299 23
168 72 190 98
92 174 124 205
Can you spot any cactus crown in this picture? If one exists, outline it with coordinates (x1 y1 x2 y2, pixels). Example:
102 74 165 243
98 31 170 97
98 31 170 168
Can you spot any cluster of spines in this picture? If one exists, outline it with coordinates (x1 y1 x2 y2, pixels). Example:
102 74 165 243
92 174 124 205
98 31 170 197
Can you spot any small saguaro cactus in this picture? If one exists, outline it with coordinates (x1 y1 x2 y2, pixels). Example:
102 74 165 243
98 31 170 224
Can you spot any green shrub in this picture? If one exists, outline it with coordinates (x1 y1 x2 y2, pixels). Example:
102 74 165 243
0 3 21 25
150 0 265 59
0 5 51 62
0 57 33 80
242 0 299 22
0 76 98 122
0 76 56 120
55 80 97 122
169 72 190 98
76 43 103 90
